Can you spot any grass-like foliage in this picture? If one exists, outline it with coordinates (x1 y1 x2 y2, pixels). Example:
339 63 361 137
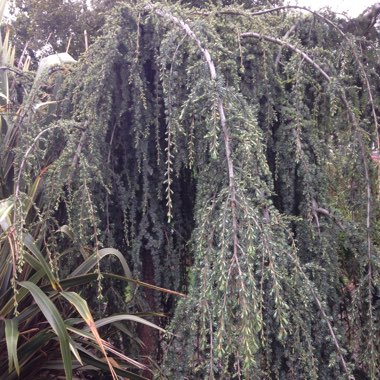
0 198 164 379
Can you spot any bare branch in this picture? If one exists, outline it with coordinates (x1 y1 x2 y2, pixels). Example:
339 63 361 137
275 23 298 68
0 66 31 76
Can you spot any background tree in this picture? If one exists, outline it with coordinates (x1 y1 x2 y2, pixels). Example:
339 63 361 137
7 0 109 63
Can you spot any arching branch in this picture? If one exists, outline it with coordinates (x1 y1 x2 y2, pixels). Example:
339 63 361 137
241 32 331 81
218 13 378 342
241 30 364 378
240 32 374 338
192 5 379 152
146 3 240 262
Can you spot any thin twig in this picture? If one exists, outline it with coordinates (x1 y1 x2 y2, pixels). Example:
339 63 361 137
69 130 87 177
241 29 369 379
287 234 353 378
241 32 331 81
14 126 61 203
199 5 380 170
0 65 31 76
148 3 240 264
275 23 298 68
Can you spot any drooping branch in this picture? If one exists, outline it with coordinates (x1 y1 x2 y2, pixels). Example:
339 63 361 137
240 33 354 131
194 5 379 153
147 4 367 376
242 28 376 347
191 5 319 17
240 33 375 352
241 30 363 378
287 234 352 378
146 3 240 261
241 32 331 81
14 125 61 203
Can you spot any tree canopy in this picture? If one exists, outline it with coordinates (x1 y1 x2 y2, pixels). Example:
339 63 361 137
1 1 380 379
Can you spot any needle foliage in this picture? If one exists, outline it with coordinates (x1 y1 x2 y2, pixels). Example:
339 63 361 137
2 0 380 379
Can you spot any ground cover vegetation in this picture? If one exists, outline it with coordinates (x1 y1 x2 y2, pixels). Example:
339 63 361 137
1 0 380 379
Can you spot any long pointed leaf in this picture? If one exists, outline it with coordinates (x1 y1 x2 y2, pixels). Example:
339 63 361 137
22 233 61 291
94 314 166 333
68 335 83 365
0 197 13 231
61 291 117 380
66 325 146 370
0 269 45 316
5 319 20 375
0 0 8 21
59 272 185 297
79 350 149 380
70 248 134 288
18 281 72 380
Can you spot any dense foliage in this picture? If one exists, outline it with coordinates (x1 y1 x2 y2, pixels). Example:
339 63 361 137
8 0 109 61
1 0 380 379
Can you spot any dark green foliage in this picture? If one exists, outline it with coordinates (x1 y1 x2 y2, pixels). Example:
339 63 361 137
7 0 380 379
8 0 107 62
